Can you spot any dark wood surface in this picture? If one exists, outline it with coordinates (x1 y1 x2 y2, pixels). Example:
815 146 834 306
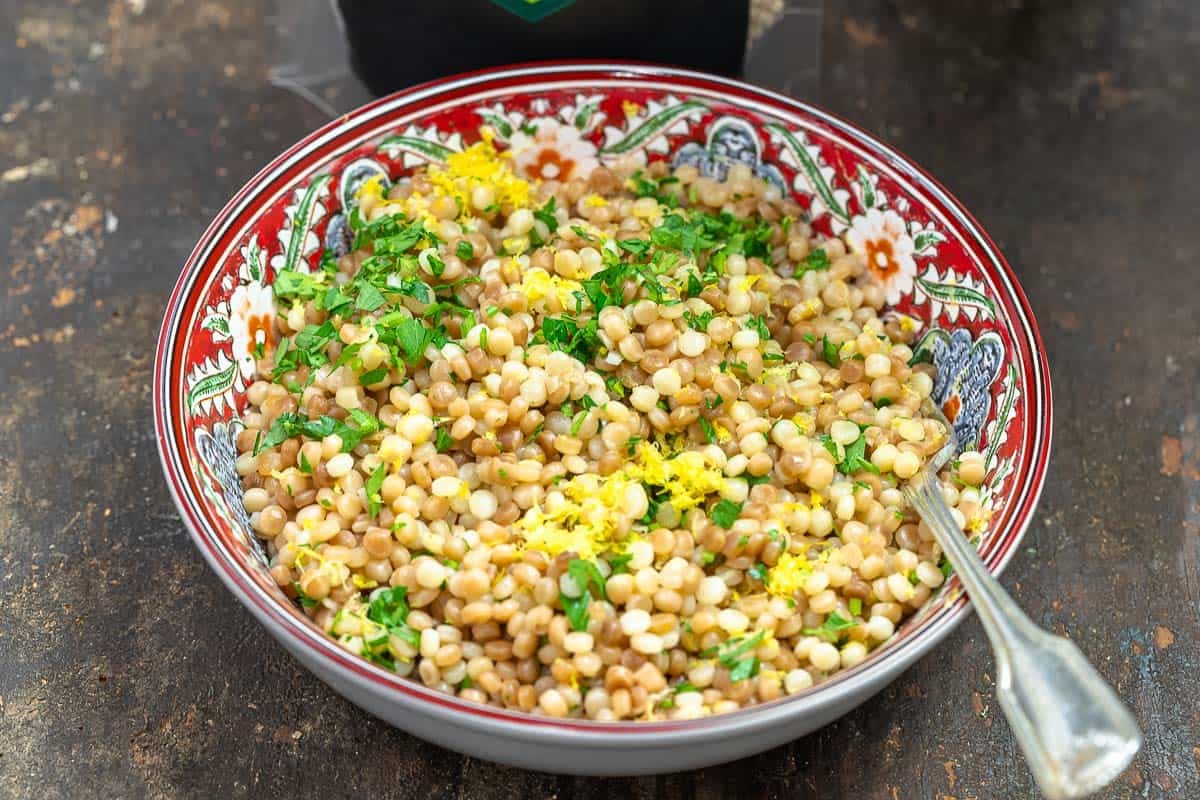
1 1 1196 798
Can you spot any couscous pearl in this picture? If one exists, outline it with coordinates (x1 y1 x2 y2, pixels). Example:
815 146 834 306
325 453 354 478
809 642 840 672
679 330 707 357
564 632 594 654
416 560 446 589
620 609 652 636
652 368 682 396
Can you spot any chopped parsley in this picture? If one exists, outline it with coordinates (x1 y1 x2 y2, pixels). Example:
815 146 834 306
366 585 420 648
293 582 319 608
255 410 381 455
819 428 880 476
699 417 717 444
365 463 387 518
539 315 602 363
434 424 454 454
606 552 634 575
709 499 743 529
560 558 608 632
702 630 765 682
803 611 856 644
359 367 387 386
456 240 475 260
792 247 830 278
683 309 715 331
747 315 770 341
821 334 840 367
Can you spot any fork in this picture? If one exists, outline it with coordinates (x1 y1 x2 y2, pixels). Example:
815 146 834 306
901 399 1141 799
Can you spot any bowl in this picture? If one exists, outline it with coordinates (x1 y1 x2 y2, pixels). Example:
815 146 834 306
153 62 1052 775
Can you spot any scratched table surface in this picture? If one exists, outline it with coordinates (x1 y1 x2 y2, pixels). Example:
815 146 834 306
1 1 1196 798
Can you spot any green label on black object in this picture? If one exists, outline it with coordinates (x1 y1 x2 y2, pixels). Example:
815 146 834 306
490 0 576 22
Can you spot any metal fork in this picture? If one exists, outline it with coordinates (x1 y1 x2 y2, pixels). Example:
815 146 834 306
902 399 1141 799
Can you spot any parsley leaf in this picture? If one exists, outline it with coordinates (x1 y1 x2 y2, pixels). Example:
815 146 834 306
533 196 560 234
702 630 765 682
748 315 770 340
606 552 634 575
359 367 387 386
366 586 419 648
683 309 715 331
356 283 386 312
709 499 743 529
803 611 856 644
541 315 602 363
293 581 319 608
561 557 609 631
821 334 841 367
793 247 830 278
456 240 474 260
393 317 430 363
840 431 880 475
365 463 387 518
434 425 453 453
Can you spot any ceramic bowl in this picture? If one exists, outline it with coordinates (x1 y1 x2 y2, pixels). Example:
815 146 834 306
154 62 1052 775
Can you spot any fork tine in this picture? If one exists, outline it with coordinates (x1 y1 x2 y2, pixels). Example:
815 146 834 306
920 397 959 473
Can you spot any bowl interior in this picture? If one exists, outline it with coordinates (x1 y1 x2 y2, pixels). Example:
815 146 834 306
155 63 1050 728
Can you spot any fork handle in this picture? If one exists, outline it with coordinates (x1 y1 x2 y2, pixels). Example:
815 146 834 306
905 473 1141 799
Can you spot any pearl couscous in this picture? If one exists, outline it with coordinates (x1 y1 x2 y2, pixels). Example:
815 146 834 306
236 131 987 721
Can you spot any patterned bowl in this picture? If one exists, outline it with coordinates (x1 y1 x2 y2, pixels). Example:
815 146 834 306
154 62 1051 774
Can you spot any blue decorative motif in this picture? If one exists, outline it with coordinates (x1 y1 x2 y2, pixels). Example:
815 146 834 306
324 213 352 258
326 158 390 258
915 328 1005 451
194 421 269 567
672 116 786 189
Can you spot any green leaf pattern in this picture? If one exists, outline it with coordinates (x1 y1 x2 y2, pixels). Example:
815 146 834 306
275 174 331 276
915 271 996 321
765 123 852 230
599 98 708 157
186 353 239 416
377 124 464 168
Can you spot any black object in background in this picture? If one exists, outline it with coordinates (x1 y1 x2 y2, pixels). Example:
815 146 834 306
337 0 750 96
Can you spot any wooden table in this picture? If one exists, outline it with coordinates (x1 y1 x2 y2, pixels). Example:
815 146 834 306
1 1 1195 797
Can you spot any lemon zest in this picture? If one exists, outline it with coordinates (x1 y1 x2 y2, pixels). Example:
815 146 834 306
518 267 584 311
765 552 813 599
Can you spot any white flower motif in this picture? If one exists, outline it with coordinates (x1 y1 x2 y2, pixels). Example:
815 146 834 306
228 282 276 380
847 208 918 305
509 118 600 182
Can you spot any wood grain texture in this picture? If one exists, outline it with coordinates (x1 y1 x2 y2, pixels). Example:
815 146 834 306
0 1 1195 798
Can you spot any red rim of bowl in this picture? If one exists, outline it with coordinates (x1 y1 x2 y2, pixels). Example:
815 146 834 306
154 61 1052 736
